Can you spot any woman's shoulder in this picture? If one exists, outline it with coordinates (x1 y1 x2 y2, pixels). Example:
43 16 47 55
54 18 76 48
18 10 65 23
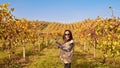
66 40 74 45
63 39 74 45
69 40 74 44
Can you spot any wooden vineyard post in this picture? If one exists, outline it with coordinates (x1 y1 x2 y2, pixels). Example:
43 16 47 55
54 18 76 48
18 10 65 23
91 29 97 59
23 44 26 59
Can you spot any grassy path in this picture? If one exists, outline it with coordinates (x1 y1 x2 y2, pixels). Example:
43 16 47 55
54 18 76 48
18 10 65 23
26 46 118 68
0 45 119 68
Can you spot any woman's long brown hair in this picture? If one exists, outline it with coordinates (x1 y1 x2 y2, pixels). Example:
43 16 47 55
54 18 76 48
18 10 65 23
63 30 73 43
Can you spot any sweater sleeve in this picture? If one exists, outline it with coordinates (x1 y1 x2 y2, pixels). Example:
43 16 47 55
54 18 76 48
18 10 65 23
59 43 74 52
55 41 62 47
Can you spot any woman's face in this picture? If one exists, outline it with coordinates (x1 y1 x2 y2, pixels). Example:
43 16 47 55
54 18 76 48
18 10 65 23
65 31 70 40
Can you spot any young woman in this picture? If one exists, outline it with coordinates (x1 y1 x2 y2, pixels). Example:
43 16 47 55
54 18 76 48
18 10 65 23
55 30 74 68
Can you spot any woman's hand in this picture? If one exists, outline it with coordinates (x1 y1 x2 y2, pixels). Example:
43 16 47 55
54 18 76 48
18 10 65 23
55 39 61 48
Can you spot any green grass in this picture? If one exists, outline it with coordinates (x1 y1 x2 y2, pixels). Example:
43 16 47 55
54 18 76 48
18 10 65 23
28 47 63 68
0 44 120 68
0 51 7 59
27 45 119 68
29 56 63 68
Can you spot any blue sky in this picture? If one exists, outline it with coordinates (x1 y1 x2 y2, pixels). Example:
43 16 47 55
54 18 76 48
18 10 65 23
0 0 120 23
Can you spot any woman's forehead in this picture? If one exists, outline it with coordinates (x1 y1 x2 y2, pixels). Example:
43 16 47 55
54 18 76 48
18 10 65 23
65 31 70 33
